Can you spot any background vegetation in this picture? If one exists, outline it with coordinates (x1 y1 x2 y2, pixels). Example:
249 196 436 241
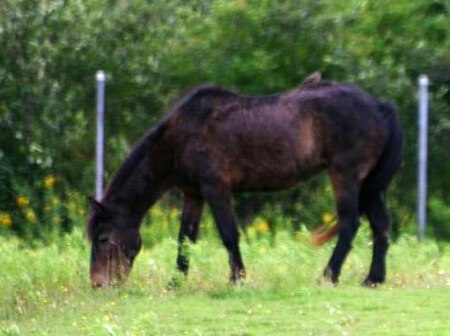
0 0 449 240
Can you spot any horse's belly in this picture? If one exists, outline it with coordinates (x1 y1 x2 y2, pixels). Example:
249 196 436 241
231 160 325 192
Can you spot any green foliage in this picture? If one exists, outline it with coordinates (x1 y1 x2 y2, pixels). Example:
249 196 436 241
429 197 450 239
0 0 449 239
322 0 450 204
0 174 86 241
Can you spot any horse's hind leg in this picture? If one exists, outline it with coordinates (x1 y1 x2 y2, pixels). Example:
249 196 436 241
176 194 204 275
201 184 245 283
324 171 361 284
361 191 390 286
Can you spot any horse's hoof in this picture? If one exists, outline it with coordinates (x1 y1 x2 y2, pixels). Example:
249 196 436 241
362 279 378 288
232 277 246 286
230 270 246 286
362 276 384 288
323 267 338 285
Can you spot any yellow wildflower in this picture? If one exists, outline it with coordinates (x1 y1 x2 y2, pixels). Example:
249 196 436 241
170 207 179 218
43 175 56 189
16 195 29 207
24 208 37 223
0 212 12 227
255 218 269 233
321 211 335 226
151 205 163 217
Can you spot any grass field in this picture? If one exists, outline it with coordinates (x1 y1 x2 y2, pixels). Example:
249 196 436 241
1 227 449 335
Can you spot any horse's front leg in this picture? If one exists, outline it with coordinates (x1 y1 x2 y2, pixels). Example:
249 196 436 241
324 172 360 284
201 183 246 283
176 193 204 275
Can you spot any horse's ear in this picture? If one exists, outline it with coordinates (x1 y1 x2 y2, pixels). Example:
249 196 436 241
87 196 105 214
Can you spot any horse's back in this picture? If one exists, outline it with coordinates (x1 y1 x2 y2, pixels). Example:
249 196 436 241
170 82 389 191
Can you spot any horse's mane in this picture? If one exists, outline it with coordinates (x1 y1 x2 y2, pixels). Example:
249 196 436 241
103 125 164 199
102 84 233 200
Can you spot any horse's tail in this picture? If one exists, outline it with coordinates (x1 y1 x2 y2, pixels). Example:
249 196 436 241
361 100 403 196
311 100 403 245
310 215 339 246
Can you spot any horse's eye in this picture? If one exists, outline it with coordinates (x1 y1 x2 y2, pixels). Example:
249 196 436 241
98 234 109 244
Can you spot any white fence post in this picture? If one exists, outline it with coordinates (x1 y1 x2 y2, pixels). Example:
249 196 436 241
417 74 429 241
95 70 106 201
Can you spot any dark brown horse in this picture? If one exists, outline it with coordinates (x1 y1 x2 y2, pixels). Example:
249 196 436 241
86 73 402 287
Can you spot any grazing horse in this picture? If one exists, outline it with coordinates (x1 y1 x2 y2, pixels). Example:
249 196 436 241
86 73 402 287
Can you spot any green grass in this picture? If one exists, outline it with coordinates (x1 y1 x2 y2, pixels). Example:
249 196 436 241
1 228 449 335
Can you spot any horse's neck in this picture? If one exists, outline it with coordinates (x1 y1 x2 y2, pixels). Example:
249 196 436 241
104 156 169 225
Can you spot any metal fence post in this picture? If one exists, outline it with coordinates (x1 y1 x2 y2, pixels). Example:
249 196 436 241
417 74 429 241
95 70 106 201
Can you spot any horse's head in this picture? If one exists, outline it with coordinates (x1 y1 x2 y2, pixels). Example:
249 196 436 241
86 198 142 287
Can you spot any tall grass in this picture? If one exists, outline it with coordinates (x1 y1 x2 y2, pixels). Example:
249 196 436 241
1 223 449 335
